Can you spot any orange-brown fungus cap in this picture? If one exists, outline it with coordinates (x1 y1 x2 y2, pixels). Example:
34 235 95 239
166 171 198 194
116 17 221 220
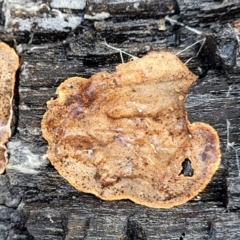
41 51 221 208
0 42 19 174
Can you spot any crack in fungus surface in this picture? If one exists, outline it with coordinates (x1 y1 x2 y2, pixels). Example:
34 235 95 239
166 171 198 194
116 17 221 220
41 51 221 208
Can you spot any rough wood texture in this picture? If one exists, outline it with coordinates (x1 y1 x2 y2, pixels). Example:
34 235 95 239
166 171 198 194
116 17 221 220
0 0 240 239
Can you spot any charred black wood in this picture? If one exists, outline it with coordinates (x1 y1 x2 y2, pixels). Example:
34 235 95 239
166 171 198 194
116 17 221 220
0 0 240 239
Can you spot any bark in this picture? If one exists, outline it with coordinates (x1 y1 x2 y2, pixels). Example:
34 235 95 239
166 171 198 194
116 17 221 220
0 0 240 239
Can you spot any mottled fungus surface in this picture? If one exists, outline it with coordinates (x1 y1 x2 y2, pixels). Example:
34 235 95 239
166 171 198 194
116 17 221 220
42 51 221 208
0 42 19 174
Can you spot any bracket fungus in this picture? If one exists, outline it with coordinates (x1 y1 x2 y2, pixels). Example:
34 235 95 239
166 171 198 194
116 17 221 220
0 43 19 174
42 51 221 208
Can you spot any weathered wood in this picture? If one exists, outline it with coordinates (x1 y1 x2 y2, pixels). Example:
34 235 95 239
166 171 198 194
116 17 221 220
0 0 240 239
85 0 179 20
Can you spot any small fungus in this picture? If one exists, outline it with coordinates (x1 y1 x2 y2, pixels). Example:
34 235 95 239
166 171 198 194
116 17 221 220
41 51 221 208
0 42 19 174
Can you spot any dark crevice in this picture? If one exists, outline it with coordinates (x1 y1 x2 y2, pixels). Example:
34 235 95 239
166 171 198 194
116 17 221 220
179 232 186 240
82 217 91 239
207 221 216 240
125 217 147 240
61 214 69 240
11 57 21 137
179 158 194 177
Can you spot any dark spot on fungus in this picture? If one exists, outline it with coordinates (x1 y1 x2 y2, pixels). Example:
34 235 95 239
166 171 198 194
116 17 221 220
201 152 208 162
42 51 221 208
112 79 119 86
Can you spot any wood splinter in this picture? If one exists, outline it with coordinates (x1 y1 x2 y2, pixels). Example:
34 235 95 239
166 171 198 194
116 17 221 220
42 51 221 208
0 42 19 174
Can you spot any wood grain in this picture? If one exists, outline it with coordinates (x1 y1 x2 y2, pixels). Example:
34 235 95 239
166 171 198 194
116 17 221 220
0 0 240 239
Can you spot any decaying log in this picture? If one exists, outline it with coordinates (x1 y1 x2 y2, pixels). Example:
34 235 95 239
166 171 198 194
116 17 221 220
0 0 240 239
